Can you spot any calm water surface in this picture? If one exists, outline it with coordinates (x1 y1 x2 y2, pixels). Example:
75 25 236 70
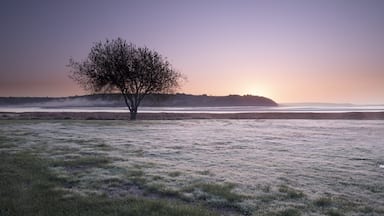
1 104 384 113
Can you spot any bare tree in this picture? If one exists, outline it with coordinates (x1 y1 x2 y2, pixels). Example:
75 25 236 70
68 38 182 120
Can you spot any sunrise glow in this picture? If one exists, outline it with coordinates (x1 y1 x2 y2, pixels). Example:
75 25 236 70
1 0 383 104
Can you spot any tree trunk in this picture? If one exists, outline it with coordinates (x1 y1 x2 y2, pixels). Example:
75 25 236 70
130 109 138 120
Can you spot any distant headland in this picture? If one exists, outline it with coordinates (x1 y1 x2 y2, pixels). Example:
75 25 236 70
0 93 278 107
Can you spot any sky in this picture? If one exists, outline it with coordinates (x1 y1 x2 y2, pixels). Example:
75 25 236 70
1 0 383 104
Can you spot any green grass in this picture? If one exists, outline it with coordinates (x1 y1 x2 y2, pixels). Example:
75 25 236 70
198 182 243 202
145 183 181 197
3 120 382 216
0 135 18 149
182 182 251 214
278 185 305 199
0 151 218 216
326 209 344 216
125 168 147 186
257 194 278 203
276 208 302 216
168 171 182 177
184 182 244 203
314 197 333 207
51 156 111 168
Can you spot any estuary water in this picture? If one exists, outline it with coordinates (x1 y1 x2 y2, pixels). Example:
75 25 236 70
1 119 383 214
0 104 384 113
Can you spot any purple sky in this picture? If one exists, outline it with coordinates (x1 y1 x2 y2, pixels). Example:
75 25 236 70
1 0 384 103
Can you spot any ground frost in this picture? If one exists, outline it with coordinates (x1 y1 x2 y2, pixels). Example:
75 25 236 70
1 119 383 215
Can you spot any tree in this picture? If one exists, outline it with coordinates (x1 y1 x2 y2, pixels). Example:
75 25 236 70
68 38 182 120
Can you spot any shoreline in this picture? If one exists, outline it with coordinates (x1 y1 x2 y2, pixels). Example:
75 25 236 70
1 111 384 120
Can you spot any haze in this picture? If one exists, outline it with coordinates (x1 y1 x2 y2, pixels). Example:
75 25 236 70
1 0 383 104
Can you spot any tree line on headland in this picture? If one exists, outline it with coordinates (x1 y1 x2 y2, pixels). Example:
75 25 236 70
0 93 278 107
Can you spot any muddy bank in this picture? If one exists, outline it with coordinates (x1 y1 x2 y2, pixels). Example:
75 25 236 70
1 111 384 120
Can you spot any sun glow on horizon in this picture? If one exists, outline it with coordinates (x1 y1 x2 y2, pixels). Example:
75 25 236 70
1 1 383 104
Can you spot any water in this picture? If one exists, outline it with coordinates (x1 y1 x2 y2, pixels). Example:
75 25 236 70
0 104 384 113
1 119 383 214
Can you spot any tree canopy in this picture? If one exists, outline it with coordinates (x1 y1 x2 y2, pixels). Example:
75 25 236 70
69 38 182 120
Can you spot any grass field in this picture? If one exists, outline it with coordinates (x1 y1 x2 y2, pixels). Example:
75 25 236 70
1 119 383 215
0 151 219 216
